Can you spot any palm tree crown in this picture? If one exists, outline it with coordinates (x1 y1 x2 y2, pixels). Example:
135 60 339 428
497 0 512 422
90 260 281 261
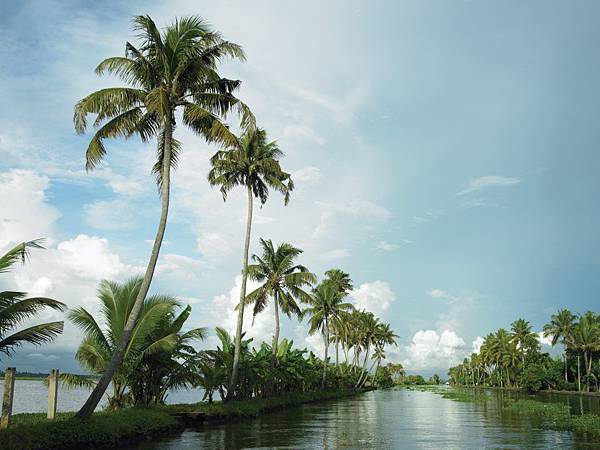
208 128 294 205
245 239 316 354
0 240 66 358
74 14 254 173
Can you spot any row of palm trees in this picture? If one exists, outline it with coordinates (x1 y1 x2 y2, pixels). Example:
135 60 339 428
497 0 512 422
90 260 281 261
1 13 398 415
1 240 397 409
448 310 600 392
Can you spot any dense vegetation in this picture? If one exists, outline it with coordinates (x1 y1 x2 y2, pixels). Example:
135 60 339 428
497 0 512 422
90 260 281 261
448 311 600 393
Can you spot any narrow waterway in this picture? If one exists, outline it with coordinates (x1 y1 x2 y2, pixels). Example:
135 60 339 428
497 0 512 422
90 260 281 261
135 388 600 449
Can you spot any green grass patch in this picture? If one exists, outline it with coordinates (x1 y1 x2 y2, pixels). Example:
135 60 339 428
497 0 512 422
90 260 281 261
0 408 180 450
0 389 364 449
505 399 600 438
161 389 363 420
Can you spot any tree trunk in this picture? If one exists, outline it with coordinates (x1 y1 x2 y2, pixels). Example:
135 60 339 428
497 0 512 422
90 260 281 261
227 185 254 400
577 355 581 392
335 340 339 370
356 343 370 388
272 292 280 356
321 318 329 388
564 352 568 382
76 119 173 419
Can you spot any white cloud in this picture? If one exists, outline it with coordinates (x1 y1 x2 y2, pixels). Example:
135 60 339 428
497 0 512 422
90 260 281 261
85 199 137 230
402 329 466 370
209 275 273 346
196 232 232 261
376 241 400 252
349 281 395 316
319 248 351 262
283 124 325 145
292 166 322 185
538 331 553 346
472 336 484 354
428 289 459 303
156 254 208 280
0 170 60 250
457 175 521 196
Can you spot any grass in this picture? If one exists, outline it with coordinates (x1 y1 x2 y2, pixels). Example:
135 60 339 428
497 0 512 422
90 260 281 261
0 408 180 450
0 389 364 449
505 399 600 438
162 389 363 421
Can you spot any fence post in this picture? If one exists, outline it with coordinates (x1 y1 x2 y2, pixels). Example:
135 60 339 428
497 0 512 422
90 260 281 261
47 369 59 420
1 367 16 429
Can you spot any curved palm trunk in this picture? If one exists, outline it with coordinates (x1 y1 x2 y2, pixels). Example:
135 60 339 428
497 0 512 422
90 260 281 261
272 293 280 356
76 120 173 419
564 351 568 382
356 343 370 388
321 318 329 389
228 185 254 400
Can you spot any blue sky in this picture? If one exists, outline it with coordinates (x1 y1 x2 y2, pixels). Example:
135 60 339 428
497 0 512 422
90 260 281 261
1 0 600 375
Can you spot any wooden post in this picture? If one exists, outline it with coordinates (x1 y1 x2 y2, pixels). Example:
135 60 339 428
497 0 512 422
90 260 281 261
1 367 16 429
47 369 59 420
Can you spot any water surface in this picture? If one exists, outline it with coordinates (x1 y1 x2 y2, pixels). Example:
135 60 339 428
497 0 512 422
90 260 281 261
135 389 600 449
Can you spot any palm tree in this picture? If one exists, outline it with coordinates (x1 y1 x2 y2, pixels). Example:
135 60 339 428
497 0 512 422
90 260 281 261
208 128 293 397
0 240 66 357
304 282 354 388
354 311 380 388
510 318 539 368
570 312 600 391
543 309 576 382
244 239 315 358
68 277 205 408
73 15 254 417
321 269 353 371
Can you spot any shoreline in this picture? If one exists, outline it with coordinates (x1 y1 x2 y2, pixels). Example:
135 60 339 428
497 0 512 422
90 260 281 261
449 385 600 397
0 389 369 450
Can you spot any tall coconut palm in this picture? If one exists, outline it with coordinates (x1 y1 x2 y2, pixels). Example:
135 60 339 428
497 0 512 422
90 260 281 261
245 239 315 357
68 277 205 408
510 318 539 367
73 15 254 417
0 240 66 358
354 311 380 388
543 309 576 382
304 282 354 388
570 312 600 391
208 128 293 396
321 269 353 370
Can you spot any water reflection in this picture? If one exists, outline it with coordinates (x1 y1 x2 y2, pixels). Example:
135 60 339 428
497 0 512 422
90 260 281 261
136 389 600 449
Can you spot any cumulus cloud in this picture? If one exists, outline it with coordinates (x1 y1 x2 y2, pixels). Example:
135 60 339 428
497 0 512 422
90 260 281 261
0 170 60 249
402 329 466 370
208 275 273 346
196 232 232 261
538 331 553 346
457 175 520 196
349 281 395 316
472 336 484 354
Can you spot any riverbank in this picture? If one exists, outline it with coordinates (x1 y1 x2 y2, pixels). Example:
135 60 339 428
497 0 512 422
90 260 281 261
450 384 600 397
0 389 366 450
425 386 600 439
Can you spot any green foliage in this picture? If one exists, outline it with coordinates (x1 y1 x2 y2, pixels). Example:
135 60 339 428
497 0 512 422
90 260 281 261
399 375 427 385
374 366 394 388
0 408 180 450
449 309 600 393
0 241 66 359
68 278 204 407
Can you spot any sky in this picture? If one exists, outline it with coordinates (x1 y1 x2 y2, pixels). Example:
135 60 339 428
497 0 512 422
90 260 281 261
1 0 600 376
